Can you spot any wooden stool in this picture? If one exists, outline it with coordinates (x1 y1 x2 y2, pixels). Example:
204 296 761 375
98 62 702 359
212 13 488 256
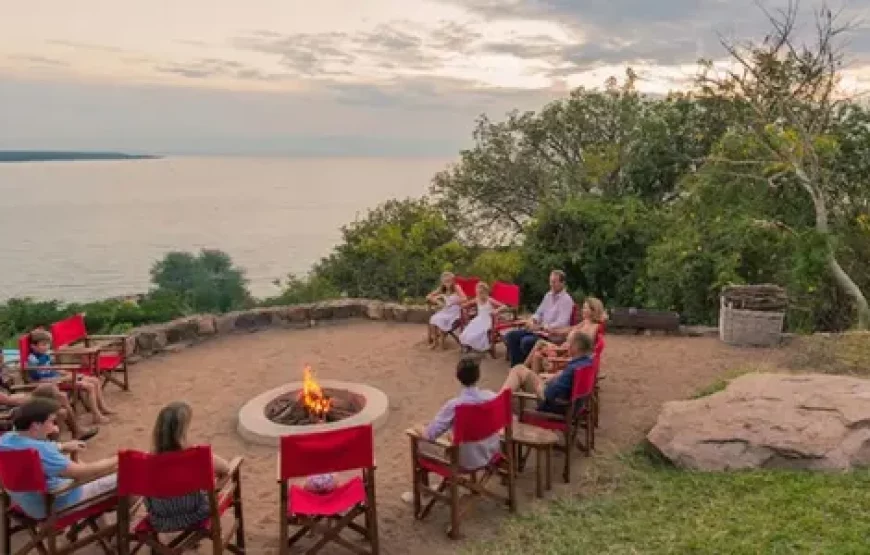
503 422 559 498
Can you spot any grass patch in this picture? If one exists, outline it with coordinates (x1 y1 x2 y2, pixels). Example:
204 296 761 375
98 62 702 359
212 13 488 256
466 453 870 554
788 332 870 377
690 364 773 398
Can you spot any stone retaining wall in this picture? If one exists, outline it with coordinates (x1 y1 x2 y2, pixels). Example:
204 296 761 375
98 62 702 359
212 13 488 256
122 299 722 364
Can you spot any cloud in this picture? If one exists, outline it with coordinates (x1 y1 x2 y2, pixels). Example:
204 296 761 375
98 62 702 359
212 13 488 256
7 55 68 67
154 58 290 81
46 39 127 54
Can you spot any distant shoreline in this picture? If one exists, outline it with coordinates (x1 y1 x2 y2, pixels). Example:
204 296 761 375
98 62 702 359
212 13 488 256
0 151 161 163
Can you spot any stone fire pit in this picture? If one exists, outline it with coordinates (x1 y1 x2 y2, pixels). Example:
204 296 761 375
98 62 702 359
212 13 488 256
237 380 389 446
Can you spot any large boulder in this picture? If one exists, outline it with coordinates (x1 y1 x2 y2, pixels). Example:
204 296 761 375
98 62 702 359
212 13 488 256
647 373 870 471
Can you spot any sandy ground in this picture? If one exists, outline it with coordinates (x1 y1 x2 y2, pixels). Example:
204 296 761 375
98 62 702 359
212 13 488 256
11 321 790 554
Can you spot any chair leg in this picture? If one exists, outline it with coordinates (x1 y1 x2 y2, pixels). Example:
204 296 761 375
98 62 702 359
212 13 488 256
563 433 572 483
232 480 245 551
278 482 289 555
366 470 380 555
447 477 460 540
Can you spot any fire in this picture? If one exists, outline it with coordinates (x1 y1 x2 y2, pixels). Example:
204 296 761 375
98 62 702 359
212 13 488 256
299 366 331 417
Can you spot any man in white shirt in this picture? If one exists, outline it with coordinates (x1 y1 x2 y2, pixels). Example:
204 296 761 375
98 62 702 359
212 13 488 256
503 270 575 366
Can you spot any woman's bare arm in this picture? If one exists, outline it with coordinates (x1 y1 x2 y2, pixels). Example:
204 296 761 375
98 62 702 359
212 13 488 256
212 454 231 476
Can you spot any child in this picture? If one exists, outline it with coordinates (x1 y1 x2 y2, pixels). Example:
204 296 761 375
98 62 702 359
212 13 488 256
27 330 113 424
459 282 505 353
426 272 467 349
147 401 233 532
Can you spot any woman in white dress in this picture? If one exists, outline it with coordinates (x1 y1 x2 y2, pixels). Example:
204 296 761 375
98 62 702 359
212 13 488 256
460 282 505 353
426 272 467 349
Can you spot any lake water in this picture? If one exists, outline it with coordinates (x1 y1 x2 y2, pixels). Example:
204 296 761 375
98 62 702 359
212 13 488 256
0 156 451 301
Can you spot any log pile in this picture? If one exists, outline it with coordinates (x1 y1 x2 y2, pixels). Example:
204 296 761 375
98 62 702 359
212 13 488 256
721 284 787 312
265 389 362 425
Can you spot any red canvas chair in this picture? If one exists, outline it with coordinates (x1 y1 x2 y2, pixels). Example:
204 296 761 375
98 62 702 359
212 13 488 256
18 335 85 413
51 314 130 392
0 448 118 555
278 425 379 554
116 446 245 555
515 335 605 483
541 323 607 428
487 281 521 359
406 389 516 539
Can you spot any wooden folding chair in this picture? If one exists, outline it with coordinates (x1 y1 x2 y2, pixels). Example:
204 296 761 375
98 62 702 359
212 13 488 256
541 329 606 429
278 425 379 555
406 389 516 539
0 448 118 555
487 281 522 359
51 314 130 392
17 335 86 414
515 341 602 483
116 446 245 555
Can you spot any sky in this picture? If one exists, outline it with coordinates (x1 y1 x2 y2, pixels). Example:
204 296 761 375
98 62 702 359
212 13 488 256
1 0 868 156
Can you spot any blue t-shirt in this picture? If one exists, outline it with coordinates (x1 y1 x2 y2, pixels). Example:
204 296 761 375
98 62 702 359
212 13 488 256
539 355 593 414
0 432 82 518
27 352 61 381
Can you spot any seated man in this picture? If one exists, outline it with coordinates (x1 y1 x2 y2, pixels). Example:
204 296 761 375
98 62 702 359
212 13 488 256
0 397 117 519
501 330 594 414
0 377 98 440
402 357 501 503
503 270 574 366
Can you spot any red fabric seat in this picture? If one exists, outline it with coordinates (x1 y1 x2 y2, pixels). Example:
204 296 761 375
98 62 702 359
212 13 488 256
520 413 569 432
96 354 122 371
287 476 366 516
417 452 505 479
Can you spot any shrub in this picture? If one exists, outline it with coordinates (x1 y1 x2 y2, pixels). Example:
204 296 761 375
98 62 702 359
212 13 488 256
466 249 523 285
150 249 252 313
260 274 341 306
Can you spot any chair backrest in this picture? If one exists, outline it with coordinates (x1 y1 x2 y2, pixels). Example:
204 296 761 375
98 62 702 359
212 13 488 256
490 282 520 308
18 335 30 367
569 303 580 326
453 389 512 444
570 360 598 402
118 446 216 497
51 314 87 349
0 448 47 493
279 425 374 481
454 276 480 298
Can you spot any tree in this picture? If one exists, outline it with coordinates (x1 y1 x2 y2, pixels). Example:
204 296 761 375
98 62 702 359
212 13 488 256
697 0 870 329
313 198 470 300
150 249 251 313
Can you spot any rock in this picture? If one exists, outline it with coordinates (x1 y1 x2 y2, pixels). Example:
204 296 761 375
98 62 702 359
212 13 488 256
285 305 311 323
233 310 273 330
647 373 870 471
310 303 334 321
365 301 385 320
195 315 217 336
405 305 431 324
164 318 200 344
215 312 239 335
135 327 168 355
384 303 408 322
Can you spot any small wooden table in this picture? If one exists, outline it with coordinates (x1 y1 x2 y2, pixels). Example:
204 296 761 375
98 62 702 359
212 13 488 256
504 422 559 498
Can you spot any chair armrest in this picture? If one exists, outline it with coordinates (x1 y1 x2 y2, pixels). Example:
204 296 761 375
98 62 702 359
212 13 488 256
405 427 453 449
9 383 39 393
23 364 83 372
521 409 565 422
216 457 244 488
512 392 538 401
49 466 115 497
57 346 101 355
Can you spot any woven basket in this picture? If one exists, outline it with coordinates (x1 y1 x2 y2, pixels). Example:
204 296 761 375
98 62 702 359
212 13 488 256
719 296 784 347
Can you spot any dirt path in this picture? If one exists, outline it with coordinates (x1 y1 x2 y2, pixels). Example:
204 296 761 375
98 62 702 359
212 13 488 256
17 322 790 554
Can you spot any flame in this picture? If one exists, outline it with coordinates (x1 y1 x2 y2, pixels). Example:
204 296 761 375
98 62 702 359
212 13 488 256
300 366 331 417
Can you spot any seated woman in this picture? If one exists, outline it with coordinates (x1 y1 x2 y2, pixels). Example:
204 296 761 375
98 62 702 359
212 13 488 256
27 330 114 424
459 282 505 353
146 401 232 532
426 272 467 350
526 297 605 374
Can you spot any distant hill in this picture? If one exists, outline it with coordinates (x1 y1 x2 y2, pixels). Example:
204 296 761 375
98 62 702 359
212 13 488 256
0 151 160 163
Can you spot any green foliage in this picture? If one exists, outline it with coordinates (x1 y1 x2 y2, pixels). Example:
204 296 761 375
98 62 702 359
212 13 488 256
520 196 658 308
313 198 470 301
260 274 341 306
150 249 252 313
466 250 523 285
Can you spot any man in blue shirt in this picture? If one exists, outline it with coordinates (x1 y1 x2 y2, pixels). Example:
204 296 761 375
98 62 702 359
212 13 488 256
0 397 117 519
501 330 594 414
503 270 575 366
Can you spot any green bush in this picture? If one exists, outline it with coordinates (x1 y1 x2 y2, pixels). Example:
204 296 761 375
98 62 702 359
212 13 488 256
466 249 523 285
150 249 252 313
260 274 341 306
520 196 658 309
313 198 471 301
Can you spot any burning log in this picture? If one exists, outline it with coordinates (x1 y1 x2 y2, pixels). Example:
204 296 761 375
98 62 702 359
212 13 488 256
264 367 364 426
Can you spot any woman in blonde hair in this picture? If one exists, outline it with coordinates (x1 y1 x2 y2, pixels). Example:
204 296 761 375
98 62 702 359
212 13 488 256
526 297 606 374
426 271 467 349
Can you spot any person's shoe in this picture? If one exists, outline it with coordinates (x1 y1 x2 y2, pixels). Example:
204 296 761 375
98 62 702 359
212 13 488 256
77 427 99 442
